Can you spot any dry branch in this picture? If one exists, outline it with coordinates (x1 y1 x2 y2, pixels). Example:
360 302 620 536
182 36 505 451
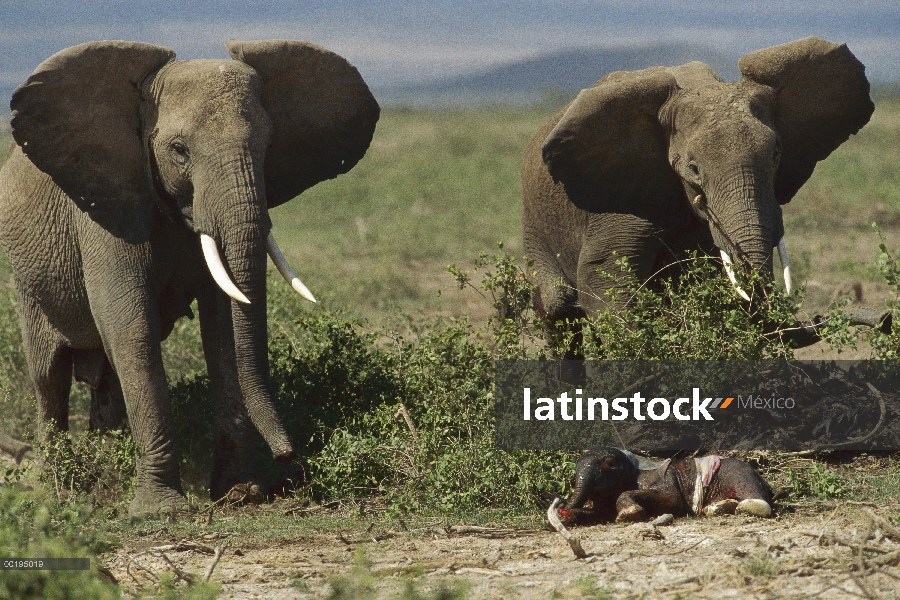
547 498 587 559
204 546 224 582
157 552 194 585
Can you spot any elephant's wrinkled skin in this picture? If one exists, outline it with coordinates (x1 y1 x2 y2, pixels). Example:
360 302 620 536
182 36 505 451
560 447 774 524
0 41 379 514
522 37 873 347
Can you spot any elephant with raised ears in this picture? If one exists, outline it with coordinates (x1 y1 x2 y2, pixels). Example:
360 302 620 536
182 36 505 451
0 40 379 514
522 36 873 348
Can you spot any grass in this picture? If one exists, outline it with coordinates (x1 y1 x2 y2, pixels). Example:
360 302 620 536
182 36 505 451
266 109 549 322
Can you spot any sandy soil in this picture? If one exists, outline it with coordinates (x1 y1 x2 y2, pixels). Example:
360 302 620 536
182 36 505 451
102 503 900 599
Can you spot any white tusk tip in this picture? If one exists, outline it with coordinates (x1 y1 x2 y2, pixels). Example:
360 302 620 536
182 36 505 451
291 279 317 303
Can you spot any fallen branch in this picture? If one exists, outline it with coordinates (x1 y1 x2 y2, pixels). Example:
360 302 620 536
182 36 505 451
157 552 194 585
547 498 587 559
446 525 526 538
149 541 216 555
204 546 224 582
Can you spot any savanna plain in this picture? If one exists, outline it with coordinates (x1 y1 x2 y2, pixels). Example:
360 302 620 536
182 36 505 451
3 100 900 599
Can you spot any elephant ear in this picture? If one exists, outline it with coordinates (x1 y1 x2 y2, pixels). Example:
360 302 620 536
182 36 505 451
739 36 874 204
10 41 175 243
541 68 681 215
226 39 380 208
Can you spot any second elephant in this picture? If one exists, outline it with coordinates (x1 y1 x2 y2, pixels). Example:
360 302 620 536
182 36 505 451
522 37 873 347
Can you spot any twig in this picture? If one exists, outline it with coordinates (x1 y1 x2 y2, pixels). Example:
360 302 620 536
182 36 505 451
157 552 195 585
149 541 216 555
446 525 527 538
799 531 890 553
394 403 421 446
630 537 709 557
547 498 587 559
863 509 900 543
127 556 159 585
204 546 224 582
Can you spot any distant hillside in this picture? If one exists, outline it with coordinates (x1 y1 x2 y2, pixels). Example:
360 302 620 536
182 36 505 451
378 44 743 107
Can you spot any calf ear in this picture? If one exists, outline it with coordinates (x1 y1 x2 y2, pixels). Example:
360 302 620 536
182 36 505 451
541 67 681 215
739 37 873 204
11 41 174 243
226 40 380 209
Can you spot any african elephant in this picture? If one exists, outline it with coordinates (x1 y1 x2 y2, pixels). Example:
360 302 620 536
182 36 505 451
0 40 379 514
522 37 873 349
558 447 773 524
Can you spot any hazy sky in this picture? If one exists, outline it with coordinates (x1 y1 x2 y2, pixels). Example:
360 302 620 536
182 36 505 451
1 1 898 102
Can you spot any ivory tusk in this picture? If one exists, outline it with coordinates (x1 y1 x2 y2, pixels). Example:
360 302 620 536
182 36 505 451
200 234 251 305
265 233 317 303
777 238 792 294
720 250 751 301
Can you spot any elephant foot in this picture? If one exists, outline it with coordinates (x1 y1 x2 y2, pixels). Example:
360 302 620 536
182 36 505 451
736 498 772 517
615 504 647 523
704 499 739 516
129 486 194 516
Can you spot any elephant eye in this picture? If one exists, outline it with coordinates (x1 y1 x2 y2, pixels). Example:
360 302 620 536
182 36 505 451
170 141 189 157
687 162 700 176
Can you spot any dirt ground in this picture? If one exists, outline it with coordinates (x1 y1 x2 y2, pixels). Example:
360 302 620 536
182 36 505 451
100 502 900 599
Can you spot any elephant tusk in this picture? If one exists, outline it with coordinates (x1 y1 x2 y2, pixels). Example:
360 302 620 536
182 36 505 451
720 250 751 301
265 233 317 303
777 237 792 294
200 234 251 305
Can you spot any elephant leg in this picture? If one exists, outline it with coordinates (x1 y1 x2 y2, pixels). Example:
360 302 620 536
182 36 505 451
707 458 774 517
81 233 188 515
88 361 128 433
576 214 664 315
197 283 265 503
615 488 689 522
16 291 72 435
532 267 585 359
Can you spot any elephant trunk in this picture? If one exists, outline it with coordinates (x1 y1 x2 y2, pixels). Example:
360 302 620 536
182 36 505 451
220 214 296 462
707 172 782 298
196 151 296 463
565 473 591 509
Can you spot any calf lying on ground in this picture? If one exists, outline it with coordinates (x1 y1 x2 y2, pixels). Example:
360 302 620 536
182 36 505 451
558 447 773 524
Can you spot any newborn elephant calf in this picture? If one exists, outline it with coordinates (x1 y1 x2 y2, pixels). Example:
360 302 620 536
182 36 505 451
559 447 773 524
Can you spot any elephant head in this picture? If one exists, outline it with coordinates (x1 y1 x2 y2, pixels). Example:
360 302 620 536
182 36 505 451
563 446 639 519
541 37 873 299
9 40 379 463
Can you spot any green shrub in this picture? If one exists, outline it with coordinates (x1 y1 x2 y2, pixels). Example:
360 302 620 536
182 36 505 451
38 428 138 507
867 223 900 359
0 486 118 600
786 462 849 500
581 253 801 360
